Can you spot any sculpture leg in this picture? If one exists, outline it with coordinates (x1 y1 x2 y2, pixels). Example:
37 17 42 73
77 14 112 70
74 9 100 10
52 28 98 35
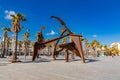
65 49 69 62
32 48 38 61
79 46 85 63
53 52 56 60
78 37 85 63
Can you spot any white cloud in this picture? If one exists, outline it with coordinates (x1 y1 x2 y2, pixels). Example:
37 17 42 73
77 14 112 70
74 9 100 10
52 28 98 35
4 10 16 20
46 30 58 36
93 34 97 38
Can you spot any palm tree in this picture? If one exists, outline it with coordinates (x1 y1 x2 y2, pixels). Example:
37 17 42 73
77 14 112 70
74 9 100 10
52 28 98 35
1 27 11 57
62 36 69 44
23 30 30 41
36 26 45 42
31 42 35 55
103 45 108 56
99 45 103 49
90 40 100 57
24 40 31 58
23 30 30 59
103 45 108 49
10 13 26 62
0 41 4 56
83 38 89 57
109 46 119 56
27 40 31 54
91 40 100 49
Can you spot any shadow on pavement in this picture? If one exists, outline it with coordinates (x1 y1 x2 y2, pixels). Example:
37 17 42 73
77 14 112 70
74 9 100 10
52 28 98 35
21 58 51 63
65 57 100 63
0 63 8 66
85 59 100 63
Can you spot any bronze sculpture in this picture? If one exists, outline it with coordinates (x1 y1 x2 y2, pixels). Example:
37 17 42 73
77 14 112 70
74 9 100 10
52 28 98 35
32 16 85 63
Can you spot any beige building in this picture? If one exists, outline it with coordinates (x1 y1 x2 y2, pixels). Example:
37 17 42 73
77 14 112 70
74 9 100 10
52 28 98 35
110 42 120 55
110 42 120 50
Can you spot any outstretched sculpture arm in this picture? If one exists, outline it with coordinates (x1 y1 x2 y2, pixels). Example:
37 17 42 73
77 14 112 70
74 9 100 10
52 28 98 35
51 16 73 34
39 34 69 45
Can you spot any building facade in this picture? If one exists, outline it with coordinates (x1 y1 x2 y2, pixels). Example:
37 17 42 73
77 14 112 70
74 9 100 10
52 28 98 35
110 42 120 50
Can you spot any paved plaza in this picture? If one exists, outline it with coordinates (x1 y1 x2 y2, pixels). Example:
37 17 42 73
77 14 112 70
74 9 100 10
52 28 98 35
0 56 120 80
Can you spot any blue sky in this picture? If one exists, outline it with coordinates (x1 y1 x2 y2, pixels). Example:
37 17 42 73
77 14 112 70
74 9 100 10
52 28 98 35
0 0 120 46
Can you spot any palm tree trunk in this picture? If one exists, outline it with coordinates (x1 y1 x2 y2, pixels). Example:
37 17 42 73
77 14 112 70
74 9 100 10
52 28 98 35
6 46 8 56
13 32 18 60
25 42 27 60
2 36 6 57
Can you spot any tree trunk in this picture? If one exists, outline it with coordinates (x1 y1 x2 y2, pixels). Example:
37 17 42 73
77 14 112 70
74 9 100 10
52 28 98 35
6 46 8 56
13 32 18 60
25 42 27 60
2 36 6 57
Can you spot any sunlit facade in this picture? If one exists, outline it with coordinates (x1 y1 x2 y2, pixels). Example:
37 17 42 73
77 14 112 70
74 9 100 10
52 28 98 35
110 42 120 50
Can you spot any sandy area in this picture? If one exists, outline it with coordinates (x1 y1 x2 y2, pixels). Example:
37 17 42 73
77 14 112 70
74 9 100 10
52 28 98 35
0 56 120 80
